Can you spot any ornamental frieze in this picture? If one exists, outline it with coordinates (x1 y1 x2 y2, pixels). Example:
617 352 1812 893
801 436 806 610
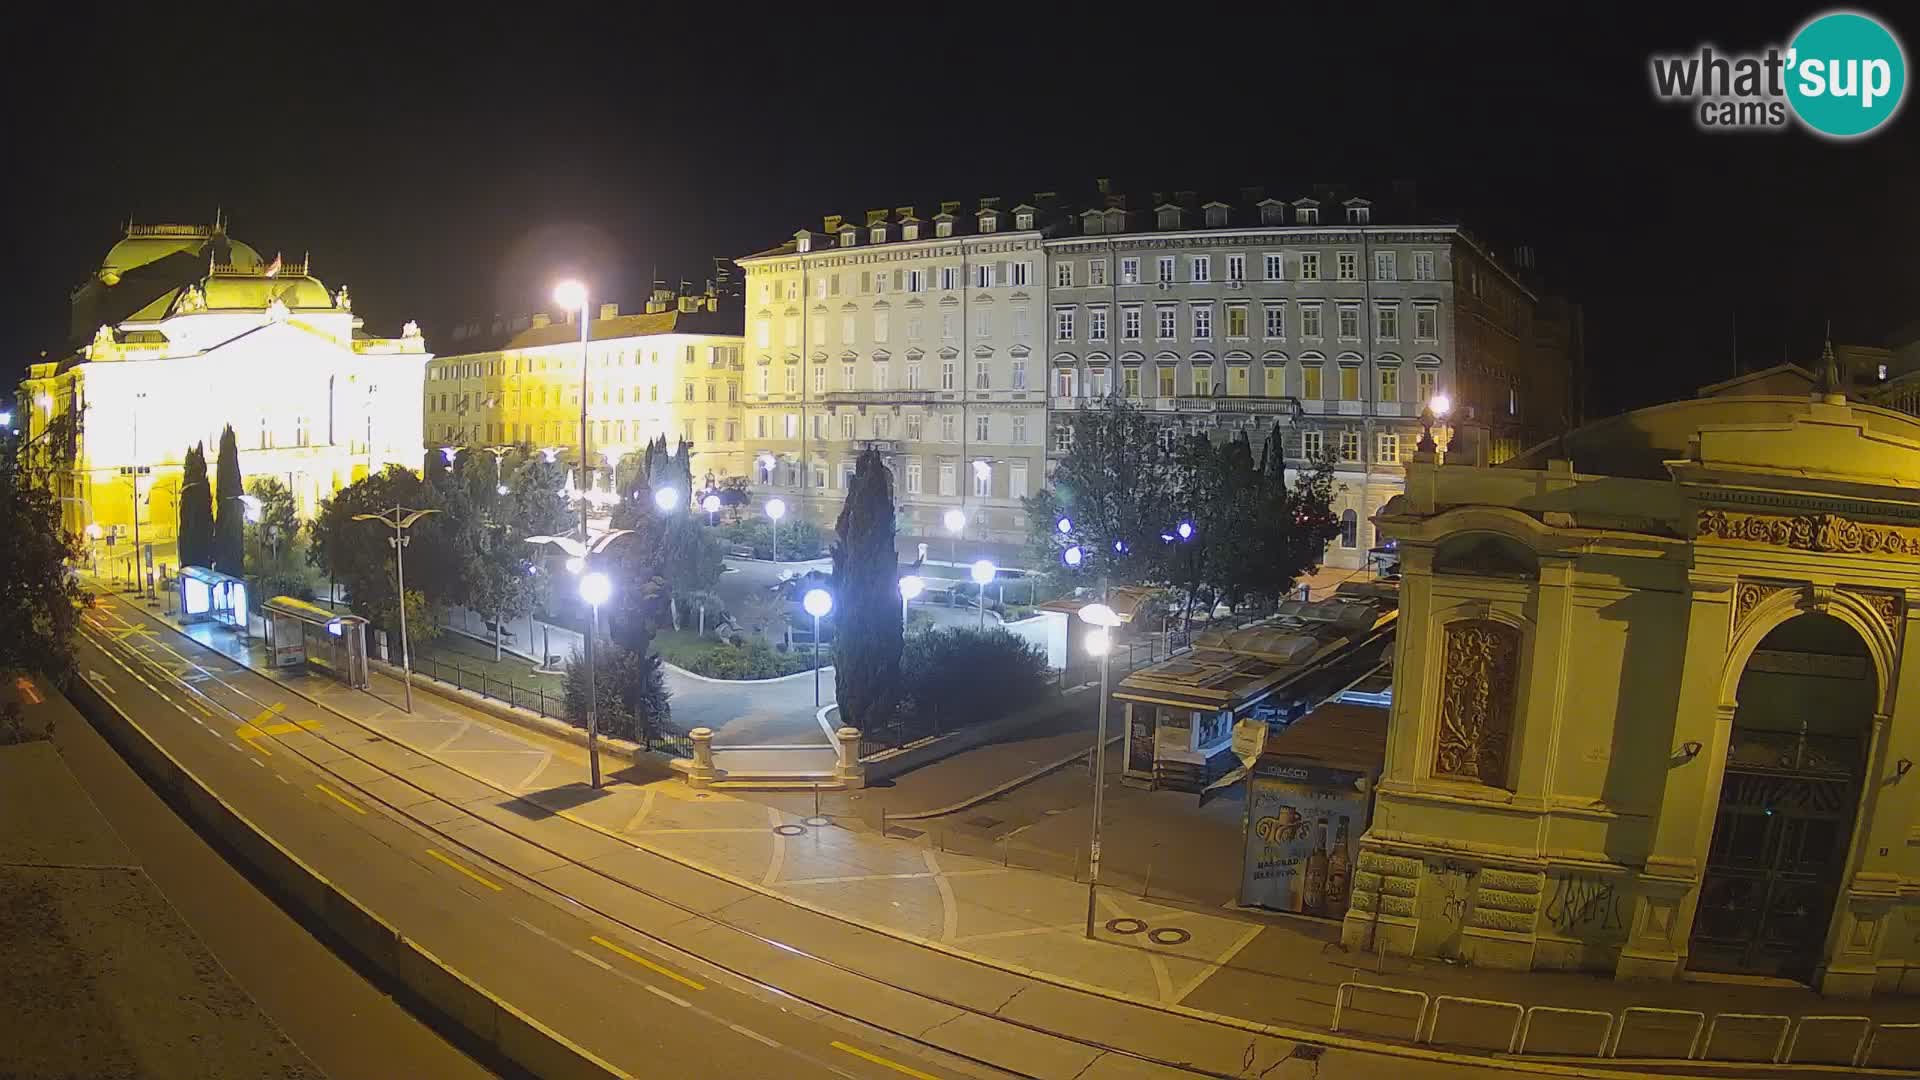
1433 619 1519 785
1734 580 1791 632
1697 509 1920 558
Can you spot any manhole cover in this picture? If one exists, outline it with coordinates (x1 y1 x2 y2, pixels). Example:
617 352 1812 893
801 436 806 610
802 815 832 827
1105 917 1148 935
965 816 1002 829
885 825 925 840
1148 927 1192 946
772 824 807 837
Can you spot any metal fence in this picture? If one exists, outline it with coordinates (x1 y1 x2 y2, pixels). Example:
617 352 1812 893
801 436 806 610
410 652 693 757
1329 979 1917 1069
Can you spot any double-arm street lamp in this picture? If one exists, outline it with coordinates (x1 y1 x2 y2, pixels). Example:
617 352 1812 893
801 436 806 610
1077 599 1123 939
352 506 440 713
525 527 635 789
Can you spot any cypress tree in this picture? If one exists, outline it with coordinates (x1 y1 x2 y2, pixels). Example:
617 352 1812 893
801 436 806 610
830 448 902 730
178 443 214 568
213 425 245 575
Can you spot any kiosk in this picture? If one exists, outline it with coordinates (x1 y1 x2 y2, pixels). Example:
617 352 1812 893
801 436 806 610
262 596 370 689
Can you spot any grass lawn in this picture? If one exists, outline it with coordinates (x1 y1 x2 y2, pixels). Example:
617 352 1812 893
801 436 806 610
412 630 571 716
654 628 815 679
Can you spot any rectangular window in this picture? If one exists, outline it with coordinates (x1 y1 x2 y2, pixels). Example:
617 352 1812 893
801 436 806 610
1226 254 1245 282
1011 358 1027 389
975 361 990 390
941 360 955 390
906 460 923 493
685 381 697 401
784 366 799 393
1055 307 1075 341
1157 366 1176 397
1417 369 1437 403
755 320 770 347
1264 365 1285 397
941 413 956 442
907 269 925 292
1300 252 1320 281
1189 256 1210 283
1192 305 1213 341
1123 366 1141 398
1157 256 1175 282
1377 431 1400 464
1374 252 1396 281
1337 306 1360 340
1415 305 1438 341
1089 307 1108 342
812 414 824 439
1088 367 1110 396
1226 305 1248 339
1337 252 1358 281
1157 305 1177 341
1380 366 1399 401
1376 305 1399 341
1301 429 1323 459
1339 429 1361 461
874 363 889 390
975 414 990 442
1192 365 1213 396
1011 414 1027 444
785 316 801 345
1055 367 1077 398
906 412 923 440
842 363 856 390
1053 423 1073 452
1011 261 1030 286
975 311 993 338
756 415 769 438
1263 253 1283 281
1264 304 1285 340
841 414 855 440
939 462 956 495
906 361 922 389
1122 306 1142 341
705 420 717 442
1009 462 1028 499
785 413 798 438
874 310 890 342
1055 262 1074 288
726 419 738 441
1301 303 1322 339
941 313 956 340
975 263 994 288
1302 365 1323 399
1414 252 1436 281
812 366 826 394
1012 308 1028 339
1120 257 1140 284
973 462 991 497
1339 365 1360 400
940 266 958 290
1089 259 1108 286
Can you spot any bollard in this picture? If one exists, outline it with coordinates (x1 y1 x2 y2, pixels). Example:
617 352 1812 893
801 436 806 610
833 725 865 789
687 727 717 787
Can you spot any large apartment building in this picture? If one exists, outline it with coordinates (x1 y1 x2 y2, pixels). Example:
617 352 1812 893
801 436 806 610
427 281 747 490
737 182 1580 569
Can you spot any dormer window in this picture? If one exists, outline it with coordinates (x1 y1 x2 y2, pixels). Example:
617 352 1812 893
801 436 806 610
796 235 812 253
1015 211 1034 230
1156 206 1182 229
839 228 858 247
871 225 887 244
1297 206 1320 225
1348 206 1371 225
902 222 919 241
1204 203 1230 227
1081 211 1105 236
935 218 954 238
979 214 999 234
1259 201 1286 225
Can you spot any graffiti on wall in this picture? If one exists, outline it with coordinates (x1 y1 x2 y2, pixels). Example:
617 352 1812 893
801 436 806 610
1544 871 1625 938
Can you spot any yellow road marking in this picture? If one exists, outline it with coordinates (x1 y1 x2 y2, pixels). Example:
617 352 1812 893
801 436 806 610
589 934 705 991
14 676 42 705
425 848 503 892
314 783 368 815
830 1041 941 1080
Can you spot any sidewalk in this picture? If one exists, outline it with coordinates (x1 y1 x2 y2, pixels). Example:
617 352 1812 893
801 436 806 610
112 586 1920 1070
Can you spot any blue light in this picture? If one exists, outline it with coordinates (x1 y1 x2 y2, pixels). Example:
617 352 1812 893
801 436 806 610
1055 516 1073 535
1062 545 1083 567
1112 539 1129 555
1176 521 1195 541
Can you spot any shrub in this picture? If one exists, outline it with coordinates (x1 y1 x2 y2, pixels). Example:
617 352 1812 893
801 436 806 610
562 642 672 744
899 627 1052 732
716 519 828 560
655 632 813 679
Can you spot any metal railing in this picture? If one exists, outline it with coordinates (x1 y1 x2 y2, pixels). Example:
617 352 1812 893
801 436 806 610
410 651 693 757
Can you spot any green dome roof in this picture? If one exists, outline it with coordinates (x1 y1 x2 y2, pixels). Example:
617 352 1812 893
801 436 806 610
202 274 332 310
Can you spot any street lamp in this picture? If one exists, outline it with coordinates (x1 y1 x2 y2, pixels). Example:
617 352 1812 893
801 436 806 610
553 278 592 552
1077 600 1123 939
803 587 833 707
970 559 996 629
766 497 787 562
702 493 721 525
944 506 965 566
351 506 440 714
898 574 924 625
578 569 613 788
653 485 680 514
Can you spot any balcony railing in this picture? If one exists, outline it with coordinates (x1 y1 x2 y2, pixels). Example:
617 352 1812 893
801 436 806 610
821 390 935 405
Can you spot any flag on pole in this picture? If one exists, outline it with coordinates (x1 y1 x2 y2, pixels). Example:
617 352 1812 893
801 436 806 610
263 253 282 278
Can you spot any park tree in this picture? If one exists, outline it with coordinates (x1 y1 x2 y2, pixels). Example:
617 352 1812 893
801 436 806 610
831 448 902 731
243 477 300 574
0 415 84 681
561 639 671 746
611 436 721 629
308 466 462 639
1024 397 1176 587
212 425 245 576
177 443 214 568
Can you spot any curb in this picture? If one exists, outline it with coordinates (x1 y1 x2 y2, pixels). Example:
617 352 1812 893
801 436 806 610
69 656 631 1080
888 732 1123 821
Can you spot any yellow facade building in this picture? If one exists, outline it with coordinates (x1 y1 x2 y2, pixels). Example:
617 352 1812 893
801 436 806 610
20 221 429 571
1351 352 1920 997
426 284 745 488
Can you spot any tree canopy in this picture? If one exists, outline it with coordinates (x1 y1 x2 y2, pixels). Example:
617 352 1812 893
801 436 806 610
212 425 245 576
177 443 214 569
0 421 84 680
831 448 902 730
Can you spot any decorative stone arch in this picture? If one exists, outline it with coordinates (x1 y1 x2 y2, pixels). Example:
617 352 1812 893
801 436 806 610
1420 597 1536 790
1719 584 1897 718
1405 505 1565 555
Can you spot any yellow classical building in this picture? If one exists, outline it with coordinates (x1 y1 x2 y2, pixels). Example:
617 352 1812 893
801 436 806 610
1348 351 1920 997
20 221 428 570
426 283 745 488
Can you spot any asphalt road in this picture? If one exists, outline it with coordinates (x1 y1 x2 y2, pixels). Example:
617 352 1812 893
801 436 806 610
70 594 1002 1080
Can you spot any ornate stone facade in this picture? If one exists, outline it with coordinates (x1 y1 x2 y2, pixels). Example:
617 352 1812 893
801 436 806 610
1699 508 1920 557
1433 619 1520 784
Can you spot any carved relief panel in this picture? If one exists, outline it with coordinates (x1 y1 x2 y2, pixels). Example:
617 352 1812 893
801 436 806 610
1433 619 1521 785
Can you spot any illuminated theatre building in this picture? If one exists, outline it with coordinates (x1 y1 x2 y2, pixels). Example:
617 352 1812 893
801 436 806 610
20 221 429 568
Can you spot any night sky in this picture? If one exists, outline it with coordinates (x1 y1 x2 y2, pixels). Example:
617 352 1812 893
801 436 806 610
7 3 1916 418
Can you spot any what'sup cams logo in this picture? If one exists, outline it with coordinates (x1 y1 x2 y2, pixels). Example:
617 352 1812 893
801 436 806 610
1650 10 1906 138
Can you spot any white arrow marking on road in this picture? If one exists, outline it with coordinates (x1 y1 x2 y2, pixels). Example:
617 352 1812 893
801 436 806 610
86 670 117 696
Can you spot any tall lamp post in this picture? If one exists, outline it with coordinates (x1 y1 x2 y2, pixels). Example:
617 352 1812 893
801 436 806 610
969 559 996 629
803 587 832 707
483 445 513 496
554 279 592 550
351 506 440 714
766 497 787 562
702 492 721 526
1077 600 1122 939
943 507 965 567
898 574 923 626
578 570 612 789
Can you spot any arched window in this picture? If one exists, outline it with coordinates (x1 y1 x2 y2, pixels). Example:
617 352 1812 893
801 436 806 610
1340 509 1358 548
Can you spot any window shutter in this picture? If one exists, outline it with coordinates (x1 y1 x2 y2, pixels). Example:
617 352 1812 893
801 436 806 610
860 271 871 293
893 269 904 291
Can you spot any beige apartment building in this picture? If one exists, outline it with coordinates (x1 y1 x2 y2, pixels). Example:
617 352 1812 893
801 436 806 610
427 283 746 490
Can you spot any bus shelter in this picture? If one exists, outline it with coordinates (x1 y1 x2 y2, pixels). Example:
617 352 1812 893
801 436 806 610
262 596 370 689
177 566 247 632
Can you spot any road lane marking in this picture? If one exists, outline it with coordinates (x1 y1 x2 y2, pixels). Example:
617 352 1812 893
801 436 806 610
14 677 42 704
426 848 503 892
571 948 613 970
644 985 690 1008
314 783 368 815
85 670 117 696
251 759 266 769
590 934 705 991
830 1041 941 1080
510 916 557 941
729 1023 780 1048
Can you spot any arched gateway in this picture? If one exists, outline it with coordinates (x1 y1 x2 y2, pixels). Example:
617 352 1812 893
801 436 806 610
1348 357 1920 998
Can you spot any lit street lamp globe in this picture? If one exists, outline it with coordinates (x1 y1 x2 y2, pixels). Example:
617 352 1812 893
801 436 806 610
1085 628 1111 657
970 559 996 586
553 279 588 312
1062 545 1083 567
653 486 680 512
1055 516 1073 535
1176 521 1195 541
1077 602 1122 628
702 493 721 514
85 523 104 540
1430 393 1452 418
802 587 833 618
766 497 787 522
898 575 924 601
579 571 612 607
565 556 584 575
944 508 966 534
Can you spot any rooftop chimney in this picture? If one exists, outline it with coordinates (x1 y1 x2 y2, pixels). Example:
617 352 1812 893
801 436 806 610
1095 177 1111 195
866 208 888 226
598 302 619 320
530 312 552 329
939 200 962 216
823 214 844 233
